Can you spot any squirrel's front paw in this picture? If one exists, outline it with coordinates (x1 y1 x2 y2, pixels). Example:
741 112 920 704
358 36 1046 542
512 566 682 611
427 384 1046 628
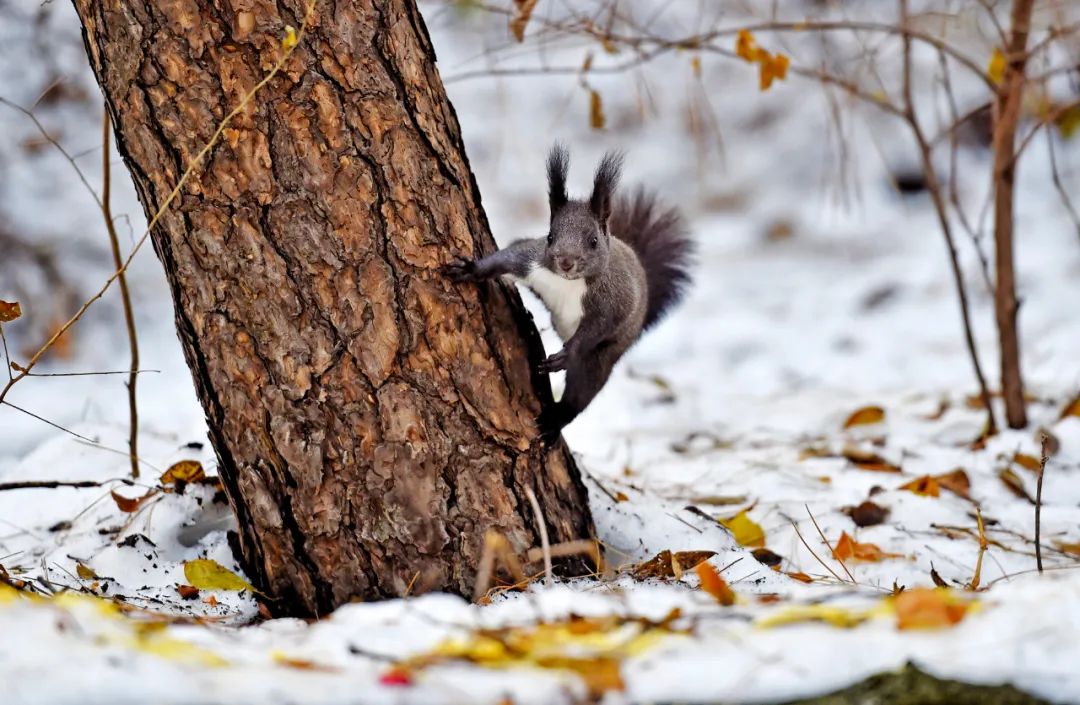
442 259 479 282
536 404 567 447
537 350 568 374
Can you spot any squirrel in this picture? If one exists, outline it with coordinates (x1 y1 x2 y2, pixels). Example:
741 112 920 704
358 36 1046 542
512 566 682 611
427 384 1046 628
444 144 693 444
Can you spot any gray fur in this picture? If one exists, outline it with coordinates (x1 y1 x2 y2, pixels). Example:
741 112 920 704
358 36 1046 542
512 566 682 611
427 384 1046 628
443 147 693 443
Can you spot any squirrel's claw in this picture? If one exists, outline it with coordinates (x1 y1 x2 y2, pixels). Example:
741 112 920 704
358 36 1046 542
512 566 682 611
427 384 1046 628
537 350 568 374
536 405 566 447
442 259 478 282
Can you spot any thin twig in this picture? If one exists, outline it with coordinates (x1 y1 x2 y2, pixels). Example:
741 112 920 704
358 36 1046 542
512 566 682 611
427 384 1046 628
1036 431 1049 573
790 519 846 584
525 486 553 586
806 504 856 583
0 477 133 492
968 508 988 590
102 109 141 479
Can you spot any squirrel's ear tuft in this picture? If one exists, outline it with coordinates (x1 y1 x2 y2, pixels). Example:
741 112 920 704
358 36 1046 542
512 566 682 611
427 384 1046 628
547 143 570 216
590 150 623 225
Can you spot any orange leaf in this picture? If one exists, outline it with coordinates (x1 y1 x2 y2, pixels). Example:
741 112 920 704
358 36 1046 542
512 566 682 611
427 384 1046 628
735 30 759 62
1054 540 1080 557
844 405 886 428
1061 393 1080 420
898 475 940 497
111 489 145 513
508 0 538 42
895 588 973 630
1013 453 1041 472
0 300 21 323
935 469 972 500
176 584 200 600
786 571 813 583
695 562 735 605
832 531 900 562
759 53 789 91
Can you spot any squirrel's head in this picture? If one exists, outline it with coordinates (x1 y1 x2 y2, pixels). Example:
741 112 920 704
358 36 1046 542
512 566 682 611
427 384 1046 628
543 144 623 280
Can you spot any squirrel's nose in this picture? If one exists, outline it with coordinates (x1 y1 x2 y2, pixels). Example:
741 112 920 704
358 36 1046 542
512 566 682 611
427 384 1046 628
556 257 574 273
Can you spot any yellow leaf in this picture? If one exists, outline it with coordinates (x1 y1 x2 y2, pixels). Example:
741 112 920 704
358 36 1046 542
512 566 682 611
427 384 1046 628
0 300 21 323
843 405 886 428
695 562 735 605
759 53 789 91
898 475 940 498
894 587 975 630
988 47 1006 85
282 25 298 50
183 559 257 593
76 563 98 580
721 510 765 548
757 604 871 629
735 29 759 62
160 460 206 486
1012 453 1042 473
589 90 606 130
1057 104 1080 140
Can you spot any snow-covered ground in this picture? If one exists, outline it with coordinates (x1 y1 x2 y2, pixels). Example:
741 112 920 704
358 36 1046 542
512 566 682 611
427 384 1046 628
2 1 1080 703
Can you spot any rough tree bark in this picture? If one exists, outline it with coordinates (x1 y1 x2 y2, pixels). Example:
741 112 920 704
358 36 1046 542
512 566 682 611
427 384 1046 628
991 0 1034 429
73 0 595 616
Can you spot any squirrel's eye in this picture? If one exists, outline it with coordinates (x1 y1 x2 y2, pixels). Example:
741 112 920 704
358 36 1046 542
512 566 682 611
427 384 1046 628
547 232 554 245
589 236 599 249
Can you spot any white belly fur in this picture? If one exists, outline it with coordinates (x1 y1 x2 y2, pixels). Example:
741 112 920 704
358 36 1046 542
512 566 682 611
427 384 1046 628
519 264 586 341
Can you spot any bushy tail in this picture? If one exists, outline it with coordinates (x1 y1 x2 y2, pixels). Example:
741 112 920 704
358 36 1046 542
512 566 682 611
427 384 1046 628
609 186 694 330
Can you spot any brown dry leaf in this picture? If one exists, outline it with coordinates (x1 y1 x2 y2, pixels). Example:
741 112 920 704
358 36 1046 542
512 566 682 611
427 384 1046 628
176 584 200 600
274 652 339 672
204 594 219 608
589 90 606 130
632 550 716 580
111 489 155 513
509 0 539 42
846 500 889 527
0 300 21 323
935 469 972 500
1054 540 1080 557
898 475 940 498
695 562 735 605
998 468 1035 504
751 548 782 567
76 563 98 580
842 446 902 473
929 565 947 587
160 460 205 486
843 405 886 429
786 571 813 583
687 494 748 507
894 587 974 630
1013 453 1042 473
1060 393 1080 420
614 491 629 503
720 510 765 548
832 531 901 562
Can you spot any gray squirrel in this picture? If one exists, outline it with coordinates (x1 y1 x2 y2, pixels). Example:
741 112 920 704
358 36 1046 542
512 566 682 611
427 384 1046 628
444 145 693 444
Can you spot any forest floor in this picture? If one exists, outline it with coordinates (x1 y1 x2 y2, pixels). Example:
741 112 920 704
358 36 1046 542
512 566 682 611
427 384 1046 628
2 0 1080 703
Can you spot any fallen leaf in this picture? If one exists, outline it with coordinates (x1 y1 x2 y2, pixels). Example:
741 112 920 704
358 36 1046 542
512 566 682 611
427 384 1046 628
988 47 1006 85
76 563 98 580
929 565 947 587
757 604 871 629
695 562 735 605
998 468 1035 504
842 446 902 473
204 594 219 607
274 652 338 672
720 510 765 548
176 584 200 600
1054 540 1080 557
685 494 748 507
894 588 974 630
509 0 539 42
845 500 889 527
935 469 972 500
0 300 21 323
379 666 413 686
614 491 629 503
751 547 782 567
160 460 205 486
1012 453 1042 473
1060 393 1080 420
589 90 606 130
844 405 885 428
898 475 940 497
832 531 901 562
632 550 716 580
110 489 156 513
786 571 813 583
1037 428 1061 456
183 559 257 593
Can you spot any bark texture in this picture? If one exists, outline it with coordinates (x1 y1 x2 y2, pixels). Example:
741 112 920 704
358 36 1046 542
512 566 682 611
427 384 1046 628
73 0 594 616
991 0 1034 430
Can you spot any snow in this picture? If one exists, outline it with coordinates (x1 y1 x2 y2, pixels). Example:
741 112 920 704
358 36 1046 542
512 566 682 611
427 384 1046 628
2 0 1080 703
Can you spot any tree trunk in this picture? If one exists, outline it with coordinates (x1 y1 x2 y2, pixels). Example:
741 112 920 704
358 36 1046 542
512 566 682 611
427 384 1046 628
991 0 1034 430
73 0 595 616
